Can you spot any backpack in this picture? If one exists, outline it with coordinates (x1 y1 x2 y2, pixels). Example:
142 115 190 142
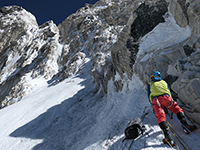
123 118 145 142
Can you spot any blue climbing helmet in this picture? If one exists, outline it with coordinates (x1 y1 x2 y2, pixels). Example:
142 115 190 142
150 71 161 80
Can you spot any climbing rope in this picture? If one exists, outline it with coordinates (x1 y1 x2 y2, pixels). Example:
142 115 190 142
173 116 200 142
167 121 192 150
167 121 186 150
161 130 175 150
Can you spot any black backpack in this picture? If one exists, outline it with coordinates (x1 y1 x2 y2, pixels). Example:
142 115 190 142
123 118 145 142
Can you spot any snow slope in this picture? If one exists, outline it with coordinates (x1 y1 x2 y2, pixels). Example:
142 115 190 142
0 57 200 150
1 8 200 150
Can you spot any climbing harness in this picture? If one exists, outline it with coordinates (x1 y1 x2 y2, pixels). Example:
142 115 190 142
155 97 161 107
166 99 174 108
155 96 174 108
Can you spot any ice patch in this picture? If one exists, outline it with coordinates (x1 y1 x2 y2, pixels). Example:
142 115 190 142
138 11 191 57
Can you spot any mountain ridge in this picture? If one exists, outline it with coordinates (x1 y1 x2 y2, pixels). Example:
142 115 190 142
0 0 200 127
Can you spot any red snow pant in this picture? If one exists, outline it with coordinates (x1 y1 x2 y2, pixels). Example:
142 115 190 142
152 95 183 123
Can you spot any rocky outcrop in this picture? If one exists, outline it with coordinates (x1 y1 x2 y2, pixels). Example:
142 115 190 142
58 0 170 93
134 0 200 124
0 6 86 107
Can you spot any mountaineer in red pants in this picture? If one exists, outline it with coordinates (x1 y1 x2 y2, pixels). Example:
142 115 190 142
147 71 197 146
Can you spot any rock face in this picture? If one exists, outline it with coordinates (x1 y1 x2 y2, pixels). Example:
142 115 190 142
0 6 85 107
133 0 200 124
0 0 200 124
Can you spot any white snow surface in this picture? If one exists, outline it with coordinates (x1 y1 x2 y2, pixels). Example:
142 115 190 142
138 11 191 57
1 58 200 150
1 8 200 150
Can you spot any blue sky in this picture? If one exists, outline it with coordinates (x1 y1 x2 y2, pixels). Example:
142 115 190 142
0 0 98 25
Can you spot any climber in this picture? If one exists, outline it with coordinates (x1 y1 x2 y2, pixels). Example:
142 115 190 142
147 71 197 146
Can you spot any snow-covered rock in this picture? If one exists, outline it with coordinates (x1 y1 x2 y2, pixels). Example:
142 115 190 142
0 6 85 107
134 0 200 124
0 0 200 124
1 0 200 150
